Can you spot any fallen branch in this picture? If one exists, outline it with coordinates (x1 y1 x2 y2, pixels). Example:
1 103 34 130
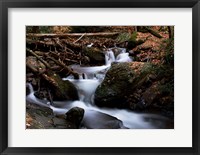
26 38 55 46
27 48 79 79
34 51 79 62
48 51 79 63
73 33 86 43
64 46 77 54
48 89 53 105
27 38 80 55
26 62 39 73
47 56 79 79
27 48 51 68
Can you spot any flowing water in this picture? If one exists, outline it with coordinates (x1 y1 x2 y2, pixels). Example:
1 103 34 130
26 47 170 129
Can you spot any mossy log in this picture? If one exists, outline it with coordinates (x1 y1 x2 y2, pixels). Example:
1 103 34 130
146 27 163 38
138 26 162 38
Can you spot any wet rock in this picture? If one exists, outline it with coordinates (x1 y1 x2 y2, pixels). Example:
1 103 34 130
94 62 151 109
53 116 78 129
83 47 105 65
65 107 85 128
82 110 125 129
26 102 55 129
26 101 79 129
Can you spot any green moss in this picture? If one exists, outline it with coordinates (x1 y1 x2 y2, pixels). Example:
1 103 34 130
128 32 145 49
158 81 174 96
116 33 131 43
129 32 137 42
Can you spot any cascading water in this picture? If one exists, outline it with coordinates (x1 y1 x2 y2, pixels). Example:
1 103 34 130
105 49 116 65
26 47 169 129
116 53 132 62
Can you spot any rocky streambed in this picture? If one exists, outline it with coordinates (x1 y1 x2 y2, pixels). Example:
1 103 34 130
26 61 174 129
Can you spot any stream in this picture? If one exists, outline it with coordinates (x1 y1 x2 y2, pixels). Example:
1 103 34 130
26 47 170 129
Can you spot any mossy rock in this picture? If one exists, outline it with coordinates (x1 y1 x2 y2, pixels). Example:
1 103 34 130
42 71 79 101
94 62 151 108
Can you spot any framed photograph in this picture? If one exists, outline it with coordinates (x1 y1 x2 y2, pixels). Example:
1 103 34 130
0 0 199 154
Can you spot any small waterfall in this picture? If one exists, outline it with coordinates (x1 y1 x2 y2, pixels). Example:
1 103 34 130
70 65 110 74
26 83 34 93
64 65 109 81
68 47 132 80
105 50 116 65
116 53 132 62
68 79 100 103
26 83 50 108
105 47 132 65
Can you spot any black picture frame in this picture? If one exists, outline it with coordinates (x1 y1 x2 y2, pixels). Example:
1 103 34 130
0 0 199 154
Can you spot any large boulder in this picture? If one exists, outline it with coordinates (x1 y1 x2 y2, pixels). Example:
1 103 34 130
94 62 174 118
94 62 152 109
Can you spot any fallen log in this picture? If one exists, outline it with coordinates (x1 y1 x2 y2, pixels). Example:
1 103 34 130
137 27 163 38
146 27 163 38
26 32 119 38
